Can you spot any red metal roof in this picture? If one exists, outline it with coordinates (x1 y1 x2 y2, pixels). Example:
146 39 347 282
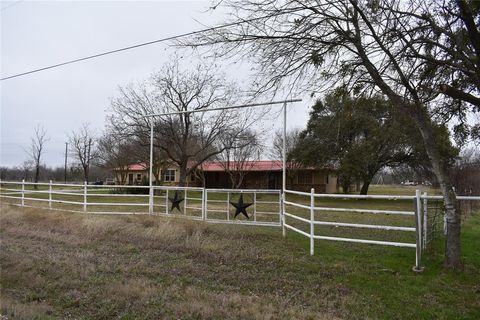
199 160 284 172
114 162 148 171
115 160 325 172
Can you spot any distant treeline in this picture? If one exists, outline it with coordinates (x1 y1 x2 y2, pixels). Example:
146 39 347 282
0 165 111 183
373 149 480 196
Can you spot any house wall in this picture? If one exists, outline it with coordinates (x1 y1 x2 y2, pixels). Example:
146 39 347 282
115 167 202 187
114 165 338 193
203 169 338 193
115 171 148 185
325 174 338 193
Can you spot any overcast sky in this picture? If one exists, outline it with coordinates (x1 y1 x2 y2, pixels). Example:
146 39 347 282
0 0 312 168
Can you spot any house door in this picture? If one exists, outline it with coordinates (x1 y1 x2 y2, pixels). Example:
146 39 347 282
128 173 134 185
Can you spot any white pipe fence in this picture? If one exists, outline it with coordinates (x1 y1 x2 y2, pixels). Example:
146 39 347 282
0 181 281 226
283 188 422 269
1 180 479 269
281 188 480 271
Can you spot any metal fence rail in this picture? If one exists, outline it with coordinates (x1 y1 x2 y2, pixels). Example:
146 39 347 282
203 188 281 226
2 180 478 270
282 188 423 271
420 194 480 249
0 180 282 227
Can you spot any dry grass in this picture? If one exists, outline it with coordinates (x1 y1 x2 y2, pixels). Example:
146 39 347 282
0 205 344 319
1 203 479 319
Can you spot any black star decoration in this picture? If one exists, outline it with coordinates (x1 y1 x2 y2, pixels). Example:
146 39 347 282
230 194 253 219
168 191 184 212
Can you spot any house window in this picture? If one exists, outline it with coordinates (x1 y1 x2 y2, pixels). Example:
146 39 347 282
326 174 329 184
297 172 313 184
136 173 142 180
164 169 176 182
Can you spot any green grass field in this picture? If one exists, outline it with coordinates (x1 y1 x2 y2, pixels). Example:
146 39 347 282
1 184 479 319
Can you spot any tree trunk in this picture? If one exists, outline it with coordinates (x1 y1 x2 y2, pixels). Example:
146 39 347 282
340 175 351 194
34 165 40 189
179 162 188 187
359 179 371 195
83 166 89 184
409 105 462 270
351 21 461 269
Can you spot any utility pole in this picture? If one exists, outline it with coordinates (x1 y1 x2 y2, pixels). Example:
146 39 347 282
64 142 68 183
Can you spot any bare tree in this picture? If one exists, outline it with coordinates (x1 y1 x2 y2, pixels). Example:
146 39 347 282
69 123 96 183
26 125 49 188
108 57 262 186
271 128 302 188
217 130 262 188
183 0 476 270
97 133 137 185
20 160 33 182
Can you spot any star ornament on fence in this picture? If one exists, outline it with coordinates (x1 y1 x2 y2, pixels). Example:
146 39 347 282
168 190 184 212
230 194 253 219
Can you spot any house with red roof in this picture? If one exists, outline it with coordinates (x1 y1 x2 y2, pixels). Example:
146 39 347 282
113 160 337 193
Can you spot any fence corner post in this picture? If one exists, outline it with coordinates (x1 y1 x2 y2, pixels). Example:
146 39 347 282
49 180 52 209
83 181 87 212
310 188 315 256
413 189 425 272
21 179 25 207
422 191 428 250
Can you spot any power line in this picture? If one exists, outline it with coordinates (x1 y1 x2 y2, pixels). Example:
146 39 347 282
0 0 24 12
1 10 297 81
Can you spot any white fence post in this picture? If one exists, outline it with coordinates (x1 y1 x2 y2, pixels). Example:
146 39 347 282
282 192 286 237
278 192 282 228
49 180 52 209
310 188 315 256
422 192 428 249
83 181 87 212
413 189 424 272
149 185 154 214
201 188 205 220
204 189 208 221
21 179 25 207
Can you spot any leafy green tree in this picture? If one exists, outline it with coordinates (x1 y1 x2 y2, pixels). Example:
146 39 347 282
295 89 457 195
